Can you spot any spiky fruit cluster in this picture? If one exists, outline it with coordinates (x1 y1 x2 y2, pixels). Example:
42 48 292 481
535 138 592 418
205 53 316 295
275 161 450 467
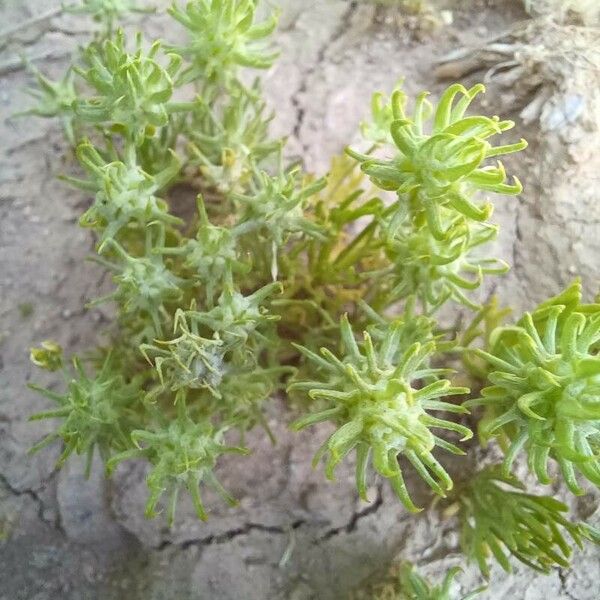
168 0 279 83
348 84 526 310
29 353 140 474
351 83 526 238
467 281 600 495
107 401 248 525
289 313 470 511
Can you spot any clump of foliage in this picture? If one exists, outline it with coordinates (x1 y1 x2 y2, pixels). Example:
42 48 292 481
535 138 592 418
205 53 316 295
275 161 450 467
347 83 525 309
467 280 600 494
25 0 600 592
168 0 279 84
366 562 484 600
290 311 471 512
453 468 600 578
30 350 141 474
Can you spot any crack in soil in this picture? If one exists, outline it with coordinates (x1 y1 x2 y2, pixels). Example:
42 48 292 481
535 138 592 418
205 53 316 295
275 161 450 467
557 567 577 600
155 483 384 551
290 1 358 147
0 50 71 76
0 7 63 48
0 471 63 533
156 519 306 551
318 483 383 541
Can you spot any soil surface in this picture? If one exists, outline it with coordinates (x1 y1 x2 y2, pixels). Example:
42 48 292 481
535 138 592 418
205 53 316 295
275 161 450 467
0 0 599 598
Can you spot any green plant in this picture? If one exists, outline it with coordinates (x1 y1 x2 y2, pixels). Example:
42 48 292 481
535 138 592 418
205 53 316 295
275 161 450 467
68 140 181 244
290 311 470 511
367 562 484 600
467 280 600 495
29 349 141 474
346 84 526 310
74 31 182 145
452 468 600 578
168 0 279 84
24 0 600 593
352 84 525 227
106 399 248 524
25 0 289 525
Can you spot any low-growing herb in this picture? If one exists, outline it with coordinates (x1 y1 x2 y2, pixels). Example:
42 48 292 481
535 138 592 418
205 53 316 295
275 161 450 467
360 562 485 600
22 0 600 593
452 467 600 578
467 280 600 495
290 311 470 511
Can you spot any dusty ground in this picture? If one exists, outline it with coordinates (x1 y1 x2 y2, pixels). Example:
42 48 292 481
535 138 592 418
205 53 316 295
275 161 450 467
0 0 599 598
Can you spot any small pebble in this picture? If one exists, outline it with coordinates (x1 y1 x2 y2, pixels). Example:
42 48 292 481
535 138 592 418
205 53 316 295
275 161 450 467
42 508 54 522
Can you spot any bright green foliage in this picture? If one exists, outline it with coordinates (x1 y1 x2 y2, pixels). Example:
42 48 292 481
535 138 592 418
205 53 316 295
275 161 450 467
455 468 600 578
168 0 279 84
30 341 64 372
24 3 600 586
467 280 600 495
74 31 182 144
372 563 484 600
107 401 248 525
289 84 528 501
289 312 470 511
29 353 141 475
350 84 526 239
345 84 527 310
66 141 181 243
19 66 77 143
382 219 508 309
186 83 281 193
